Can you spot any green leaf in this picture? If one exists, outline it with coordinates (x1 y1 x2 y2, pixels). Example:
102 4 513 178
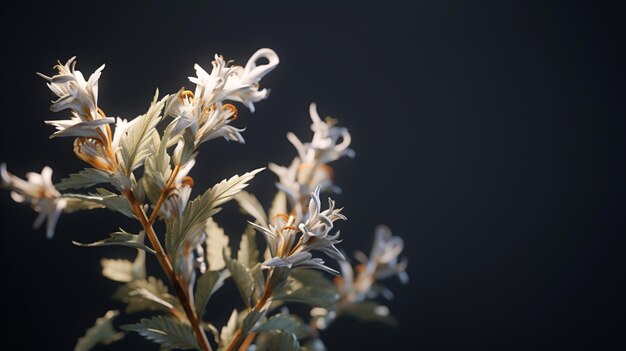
234 190 268 227
62 197 106 213
237 225 259 269
172 128 197 166
121 315 199 350
224 251 255 308
166 168 264 258
340 302 398 326
63 188 134 218
74 310 124 351
242 310 264 334
142 132 172 205
114 277 180 314
268 191 287 219
194 270 229 319
219 309 239 348
119 91 166 173
253 313 309 338
101 250 146 282
273 286 339 308
56 168 110 190
290 269 335 291
101 258 133 282
74 229 155 254
269 332 300 351
204 218 230 271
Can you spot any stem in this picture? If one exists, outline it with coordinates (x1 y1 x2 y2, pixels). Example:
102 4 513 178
125 190 212 351
224 273 274 351
148 164 181 225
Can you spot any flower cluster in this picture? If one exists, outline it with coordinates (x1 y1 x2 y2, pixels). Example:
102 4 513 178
1 49 408 351
250 186 346 274
269 103 355 219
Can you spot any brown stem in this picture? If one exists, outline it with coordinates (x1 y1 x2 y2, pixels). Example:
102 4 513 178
148 164 181 225
224 273 274 351
125 190 212 351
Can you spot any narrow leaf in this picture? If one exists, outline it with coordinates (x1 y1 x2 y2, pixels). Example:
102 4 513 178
167 168 264 258
204 218 230 271
120 93 166 172
273 286 339 308
194 270 229 318
57 168 110 190
224 250 255 308
121 315 199 350
234 190 268 227
74 310 124 351
237 225 259 269
64 188 134 218
268 191 287 219
74 229 155 254
114 276 180 314
253 313 309 338
340 302 398 326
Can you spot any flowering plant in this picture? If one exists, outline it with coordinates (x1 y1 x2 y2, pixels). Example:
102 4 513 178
1 49 408 351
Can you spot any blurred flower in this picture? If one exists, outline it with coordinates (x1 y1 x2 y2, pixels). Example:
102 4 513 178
336 225 408 303
0 163 66 238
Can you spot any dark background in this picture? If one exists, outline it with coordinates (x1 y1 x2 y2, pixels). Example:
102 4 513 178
1 1 625 350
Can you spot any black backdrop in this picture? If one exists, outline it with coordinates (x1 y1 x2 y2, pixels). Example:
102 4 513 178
1 1 625 350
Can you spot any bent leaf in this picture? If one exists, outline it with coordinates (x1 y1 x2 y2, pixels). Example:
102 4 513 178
74 310 124 351
121 315 199 350
57 168 110 190
74 229 155 254
166 168 264 259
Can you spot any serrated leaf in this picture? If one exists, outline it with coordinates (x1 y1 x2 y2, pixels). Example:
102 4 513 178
273 286 339 308
57 168 110 190
113 276 180 314
268 191 287 219
234 190 268 227
220 309 239 348
204 218 230 271
269 332 300 351
224 251 255 308
254 313 309 338
74 310 124 351
63 188 134 218
121 315 199 350
237 225 259 269
101 258 133 282
74 229 155 254
143 132 172 205
250 263 266 303
63 197 106 213
340 302 398 326
101 250 146 282
290 269 335 291
119 92 166 173
166 168 264 259
194 270 230 319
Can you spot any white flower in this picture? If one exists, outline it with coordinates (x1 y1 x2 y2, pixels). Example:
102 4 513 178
287 103 355 165
167 49 279 146
0 163 66 238
39 57 114 138
190 48 279 112
356 225 409 283
250 187 345 275
157 160 196 222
